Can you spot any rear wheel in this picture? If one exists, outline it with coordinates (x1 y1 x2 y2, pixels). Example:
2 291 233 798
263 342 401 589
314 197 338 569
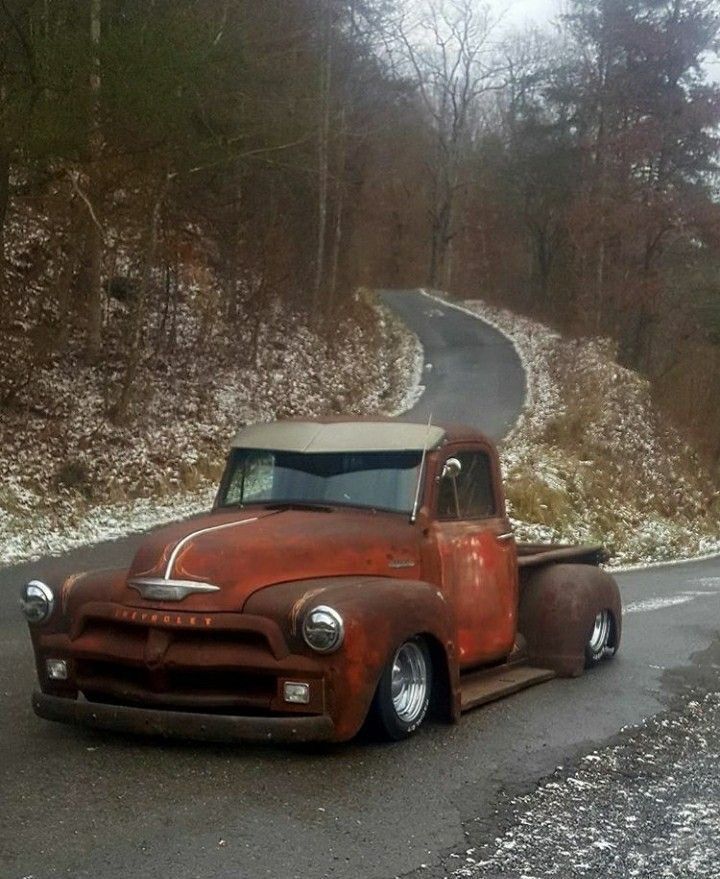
371 637 432 740
585 609 614 666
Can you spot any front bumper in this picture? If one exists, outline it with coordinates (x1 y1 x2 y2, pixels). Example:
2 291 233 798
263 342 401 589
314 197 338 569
32 692 336 744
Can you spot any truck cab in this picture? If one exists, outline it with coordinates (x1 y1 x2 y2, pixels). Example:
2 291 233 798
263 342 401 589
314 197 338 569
23 418 621 743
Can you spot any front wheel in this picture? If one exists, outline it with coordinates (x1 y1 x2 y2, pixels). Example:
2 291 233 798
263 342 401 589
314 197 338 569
585 609 615 666
371 637 432 741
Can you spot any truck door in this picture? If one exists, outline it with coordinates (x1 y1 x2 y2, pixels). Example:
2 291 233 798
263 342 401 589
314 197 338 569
431 447 518 668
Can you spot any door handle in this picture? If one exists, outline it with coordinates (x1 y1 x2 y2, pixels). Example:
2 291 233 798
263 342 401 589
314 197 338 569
496 531 514 541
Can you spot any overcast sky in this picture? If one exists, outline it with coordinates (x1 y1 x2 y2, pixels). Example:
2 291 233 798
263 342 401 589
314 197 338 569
496 0 562 30
492 0 720 81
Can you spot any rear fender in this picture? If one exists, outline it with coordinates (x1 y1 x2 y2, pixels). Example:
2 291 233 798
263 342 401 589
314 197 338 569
518 563 622 677
244 576 460 738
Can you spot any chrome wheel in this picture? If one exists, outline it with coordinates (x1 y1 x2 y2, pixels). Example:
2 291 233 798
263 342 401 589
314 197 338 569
390 641 429 724
587 609 612 661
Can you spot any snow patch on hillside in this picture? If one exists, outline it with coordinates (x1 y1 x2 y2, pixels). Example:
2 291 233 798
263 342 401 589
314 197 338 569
0 298 421 568
461 300 720 567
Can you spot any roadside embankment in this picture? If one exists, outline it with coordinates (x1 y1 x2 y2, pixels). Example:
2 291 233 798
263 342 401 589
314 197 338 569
0 298 419 567
460 298 720 568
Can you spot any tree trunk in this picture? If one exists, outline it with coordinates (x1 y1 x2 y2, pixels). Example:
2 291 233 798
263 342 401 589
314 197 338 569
428 218 440 289
157 262 172 348
443 234 454 292
312 0 332 317
224 182 243 322
55 214 84 352
534 226 553 303
327 109 346 314
84 214 103 358
594 220 606 333
428 150 444 288
432 146 455 291
113 182 167 423
435 199 451 290
169 259 179 351
592 36 609 335
250 278 267 369
390 210 405 284
84 0 103 362
0 145 10 300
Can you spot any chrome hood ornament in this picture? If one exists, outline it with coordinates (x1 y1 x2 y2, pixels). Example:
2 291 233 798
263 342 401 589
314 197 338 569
128 578 220 602
128 516 261 601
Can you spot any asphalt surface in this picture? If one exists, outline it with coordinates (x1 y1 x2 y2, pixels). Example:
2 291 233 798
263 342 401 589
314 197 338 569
379 290 526 437
2 290 720 879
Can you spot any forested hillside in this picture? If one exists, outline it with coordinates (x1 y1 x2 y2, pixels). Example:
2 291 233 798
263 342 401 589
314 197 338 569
1 0 720 531
1 1 426 417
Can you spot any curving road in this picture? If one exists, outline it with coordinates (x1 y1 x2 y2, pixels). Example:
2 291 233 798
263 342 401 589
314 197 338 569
1 290 720 879
379 289 526 437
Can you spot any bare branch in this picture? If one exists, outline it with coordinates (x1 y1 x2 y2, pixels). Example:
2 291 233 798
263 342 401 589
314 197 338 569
67 170 105 240
169 133 314 180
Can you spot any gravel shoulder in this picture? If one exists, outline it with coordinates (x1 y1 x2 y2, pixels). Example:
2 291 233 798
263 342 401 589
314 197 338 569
442 685 720 879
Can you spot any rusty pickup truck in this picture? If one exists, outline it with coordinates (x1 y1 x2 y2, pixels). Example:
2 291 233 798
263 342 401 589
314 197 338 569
23 418 621 743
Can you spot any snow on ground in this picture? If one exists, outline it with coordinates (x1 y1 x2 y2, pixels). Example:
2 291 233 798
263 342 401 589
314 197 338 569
446 691 720 879
458 298 720 568
0 297 420 568
5 280 718 570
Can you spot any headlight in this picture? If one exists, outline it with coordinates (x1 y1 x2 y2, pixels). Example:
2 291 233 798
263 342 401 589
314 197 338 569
20 580 55 624
302 605 344 654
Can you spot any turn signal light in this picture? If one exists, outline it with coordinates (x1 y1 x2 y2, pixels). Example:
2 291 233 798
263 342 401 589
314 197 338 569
46 659 68 680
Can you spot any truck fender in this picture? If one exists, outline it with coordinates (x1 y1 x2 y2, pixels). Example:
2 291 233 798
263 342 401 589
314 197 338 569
518 563 622 677
245 576 460 737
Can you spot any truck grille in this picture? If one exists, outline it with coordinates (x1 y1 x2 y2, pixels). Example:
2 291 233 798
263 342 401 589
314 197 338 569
71 615 283 713
75 658 277 711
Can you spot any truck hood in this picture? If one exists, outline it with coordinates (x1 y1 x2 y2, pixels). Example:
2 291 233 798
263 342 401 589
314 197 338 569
121 507 421 612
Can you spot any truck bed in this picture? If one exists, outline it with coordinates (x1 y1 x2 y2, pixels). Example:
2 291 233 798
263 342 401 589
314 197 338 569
516 542 608 568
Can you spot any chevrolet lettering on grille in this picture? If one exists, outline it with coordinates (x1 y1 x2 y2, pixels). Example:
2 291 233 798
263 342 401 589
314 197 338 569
113 607 214 627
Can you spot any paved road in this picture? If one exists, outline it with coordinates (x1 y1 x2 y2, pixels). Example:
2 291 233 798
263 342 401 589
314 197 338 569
2 290 719 879
379 290 526 437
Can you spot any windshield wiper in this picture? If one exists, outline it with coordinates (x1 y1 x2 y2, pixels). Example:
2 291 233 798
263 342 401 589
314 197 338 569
263 502 334 513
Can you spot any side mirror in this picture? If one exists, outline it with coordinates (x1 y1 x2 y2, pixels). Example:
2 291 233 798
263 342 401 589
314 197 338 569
442 457 462 480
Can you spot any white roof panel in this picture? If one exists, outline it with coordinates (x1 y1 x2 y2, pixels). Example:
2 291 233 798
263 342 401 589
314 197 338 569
230 421 446 453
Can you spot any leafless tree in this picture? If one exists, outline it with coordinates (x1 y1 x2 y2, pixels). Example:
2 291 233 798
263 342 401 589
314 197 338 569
385 0 499 289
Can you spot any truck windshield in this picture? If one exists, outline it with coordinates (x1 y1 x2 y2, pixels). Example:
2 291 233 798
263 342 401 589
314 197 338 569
220 448 423 514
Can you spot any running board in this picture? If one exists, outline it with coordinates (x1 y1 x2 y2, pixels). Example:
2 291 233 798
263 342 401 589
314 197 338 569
460 663 556 712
